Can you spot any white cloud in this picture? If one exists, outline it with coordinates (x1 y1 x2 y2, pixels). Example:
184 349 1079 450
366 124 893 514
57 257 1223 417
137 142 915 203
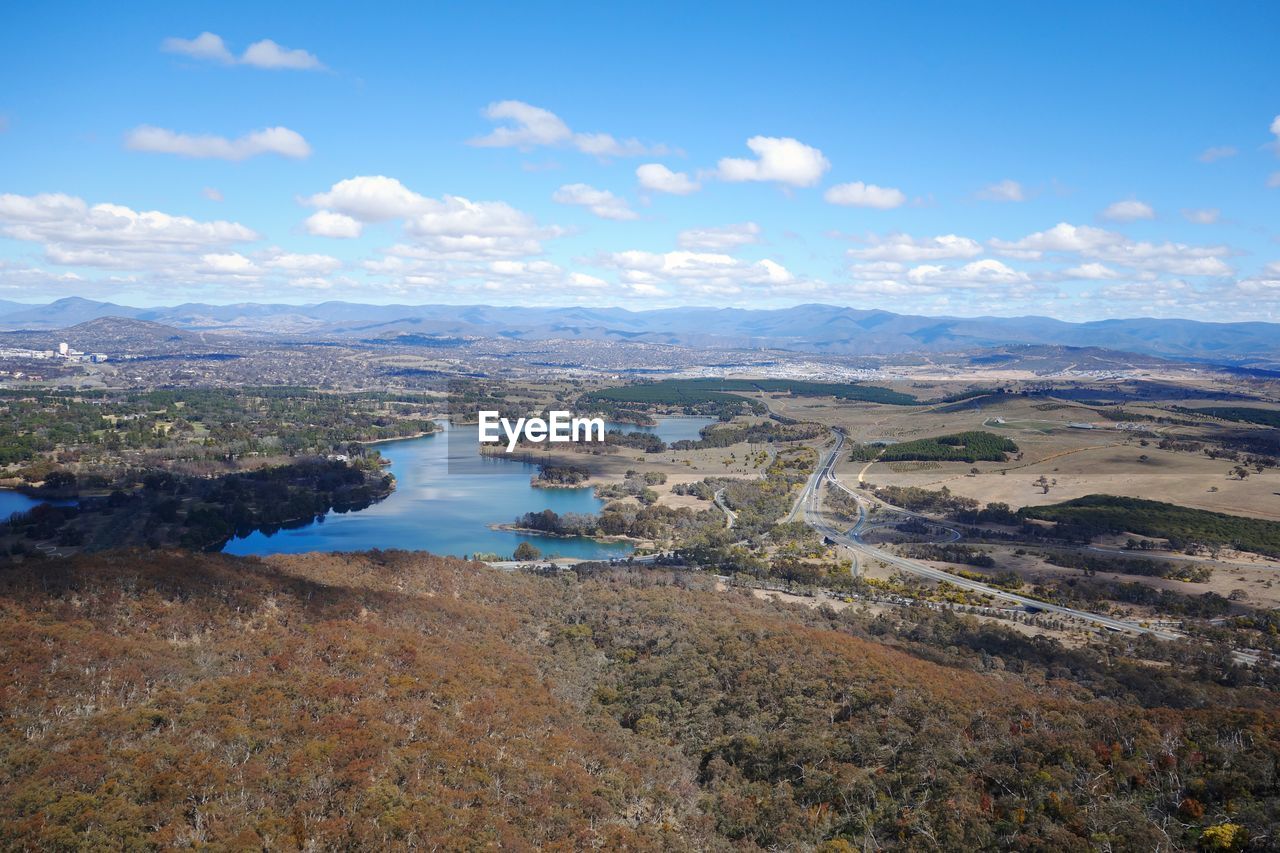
469 100 666 157
846 233 981 262
846 258 1036 298
1268 172 1280 189
990 223 1115 257
240 39 324 70
125 125 311 160
636 163 699 195
0 261 83 292
844 278 940 297
977 179 1025 202
487 259 563 279
1062 262 1123 280
677 222 761 251
304 210 363 238
407 196 552 240
261 251 342 273
905 259 1030 288
0 192 258 251
1198 145 1237 163
162 32 324 70
0 192 264 289
202 187 224 202
716 136 830 187
573 133 659 158
470 101 571 148
600 249 797 295
1094 279 1182 298
551 183 637 221
162 32 235 63
307 175 428 221
1182 208 1220 224
200 252 258 276
569 272 608 289
307 179 565 261
1101 199 1155 221
990 222 1232 276
824 181 905 209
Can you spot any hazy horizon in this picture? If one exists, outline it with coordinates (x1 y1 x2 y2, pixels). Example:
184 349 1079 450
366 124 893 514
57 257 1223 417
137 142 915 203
5 294 1280 328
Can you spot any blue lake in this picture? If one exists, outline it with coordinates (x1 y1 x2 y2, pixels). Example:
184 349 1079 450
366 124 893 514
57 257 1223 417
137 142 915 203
0 490 58 518
223 417 714 559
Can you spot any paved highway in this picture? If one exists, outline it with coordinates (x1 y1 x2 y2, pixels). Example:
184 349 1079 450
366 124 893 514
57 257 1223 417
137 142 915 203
713 487 737 529
796 427 1191 640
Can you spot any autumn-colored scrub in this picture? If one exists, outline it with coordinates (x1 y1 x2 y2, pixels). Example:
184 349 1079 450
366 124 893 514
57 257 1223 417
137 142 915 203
1 549 1279 849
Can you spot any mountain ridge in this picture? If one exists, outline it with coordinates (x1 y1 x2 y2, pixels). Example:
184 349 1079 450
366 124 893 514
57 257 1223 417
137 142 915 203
1 298 1277 363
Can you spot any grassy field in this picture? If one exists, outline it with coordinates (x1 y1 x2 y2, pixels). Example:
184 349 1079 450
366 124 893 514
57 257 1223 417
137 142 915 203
1021 494 1280 557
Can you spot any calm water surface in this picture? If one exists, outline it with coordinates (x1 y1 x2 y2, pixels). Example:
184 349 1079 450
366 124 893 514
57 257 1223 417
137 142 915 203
224 417 714 559
0 490 58 518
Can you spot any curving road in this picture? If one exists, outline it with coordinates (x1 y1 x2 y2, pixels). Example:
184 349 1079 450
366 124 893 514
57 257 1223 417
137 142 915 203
713 488 737 529
797 427 1192 640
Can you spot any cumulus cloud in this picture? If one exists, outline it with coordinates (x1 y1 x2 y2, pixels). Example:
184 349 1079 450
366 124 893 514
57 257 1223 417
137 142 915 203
1182 208 1220 224
1101 199 1156 221
261 250 342 274
0 192 257 252
304 176 566 263
846 258 1036 298
846 233 981 262
0 260 83 293
0 191 269 291
599 249 798 296
306 175 429 221
716 136 830 187
551 183 637 221
990 222 1231 276
469 100 667 157
126 125 311 160
407 197 552 240
240 39 324 70
200 252 258 276
162 32 234 63
202 187 224 202
304 210 363 238
636 163 699 195
977 179 1025 202
824 181 906 209
1198 145 1237 163
677 222 761 251
1062 262 1123 280
905 259 1030 288
162 32 324 70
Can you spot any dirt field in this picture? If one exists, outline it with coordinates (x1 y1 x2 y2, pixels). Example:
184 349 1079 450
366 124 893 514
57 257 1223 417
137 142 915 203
760 389 1280 521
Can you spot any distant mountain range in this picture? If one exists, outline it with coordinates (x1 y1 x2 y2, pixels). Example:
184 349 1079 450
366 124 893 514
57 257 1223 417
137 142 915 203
3 297 1279 366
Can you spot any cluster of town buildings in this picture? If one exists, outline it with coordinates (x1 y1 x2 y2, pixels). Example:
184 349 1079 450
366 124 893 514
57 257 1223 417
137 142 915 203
0 341 109 363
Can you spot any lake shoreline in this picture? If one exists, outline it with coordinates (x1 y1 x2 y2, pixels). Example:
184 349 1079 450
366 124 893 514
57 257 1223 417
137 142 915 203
488 522 648 546
361 428 440 446
225 417 711 560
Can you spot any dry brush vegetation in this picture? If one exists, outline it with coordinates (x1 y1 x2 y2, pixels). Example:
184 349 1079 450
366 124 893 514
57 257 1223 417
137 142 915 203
2 550 1278 849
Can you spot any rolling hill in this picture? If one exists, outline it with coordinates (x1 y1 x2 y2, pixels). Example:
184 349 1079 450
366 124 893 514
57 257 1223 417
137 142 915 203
1 298 1278 364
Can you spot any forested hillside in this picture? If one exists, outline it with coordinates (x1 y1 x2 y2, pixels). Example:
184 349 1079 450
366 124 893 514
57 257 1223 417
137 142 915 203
2 551 1277 849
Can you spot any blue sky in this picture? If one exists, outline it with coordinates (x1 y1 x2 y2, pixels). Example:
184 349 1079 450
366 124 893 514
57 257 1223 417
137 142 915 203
1 1 1279 320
